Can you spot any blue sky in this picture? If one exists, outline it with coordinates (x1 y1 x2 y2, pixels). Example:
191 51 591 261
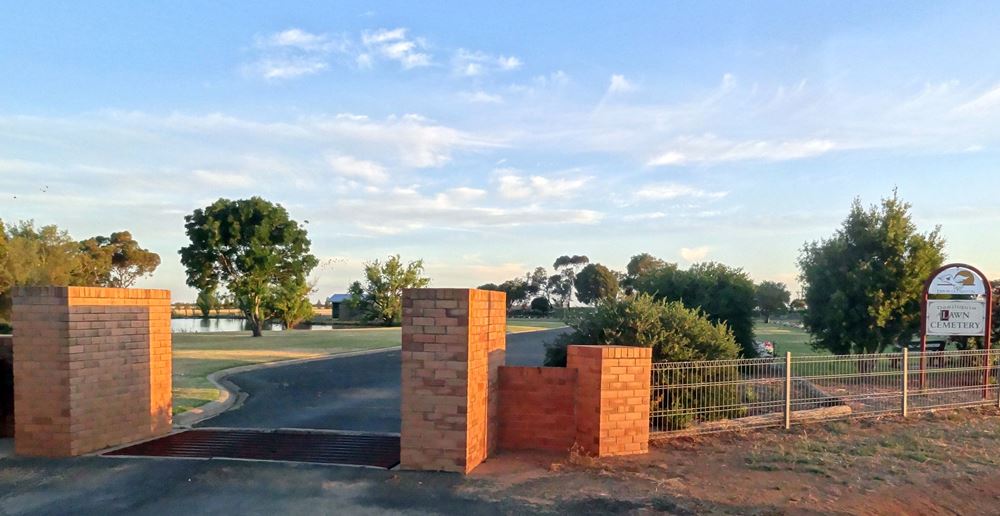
3 1 1000 301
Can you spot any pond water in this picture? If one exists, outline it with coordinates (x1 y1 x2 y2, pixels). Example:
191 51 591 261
171 318 285 333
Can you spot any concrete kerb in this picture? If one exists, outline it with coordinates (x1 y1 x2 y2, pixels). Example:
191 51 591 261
172 346 402 428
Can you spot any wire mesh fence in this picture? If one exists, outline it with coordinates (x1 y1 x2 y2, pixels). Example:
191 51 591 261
650 349 1000 437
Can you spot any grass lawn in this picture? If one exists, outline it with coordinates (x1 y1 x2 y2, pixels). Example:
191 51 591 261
755 321 826 356
507 318 568 333
171 318 566 415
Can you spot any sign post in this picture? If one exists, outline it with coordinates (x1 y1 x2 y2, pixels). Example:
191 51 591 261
919 264 993 394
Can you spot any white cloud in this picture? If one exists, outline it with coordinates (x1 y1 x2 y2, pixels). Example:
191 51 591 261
192 169 253 188
258 28 342 52
333 185 602 234
954 83 1000 115
252 58 328 79
647 136 836 166
326 154 389 183
453 49 522 76
361 28 431 69
680 246 710 262
247 28 345 80
634 183 728 201
623 212 667 221
607 74 635 94
495 170 590 200
461 91 504 104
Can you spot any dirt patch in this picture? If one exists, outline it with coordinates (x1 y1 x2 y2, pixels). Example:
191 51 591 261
467 408 1000 514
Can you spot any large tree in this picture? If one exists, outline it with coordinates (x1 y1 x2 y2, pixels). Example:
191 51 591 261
574 263 620 305
348 255 430 325
552 255 589 309
798 192 945 354
479 278 529 310
623 252 666 293
0 221 88 321
755 281 791 323
79 231 161 288
635 261 757 357
179 197 318 337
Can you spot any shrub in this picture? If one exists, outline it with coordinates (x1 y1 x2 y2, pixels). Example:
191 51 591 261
543 293 739 366
543 294 747 431
529 296 552 314
0 322 10 335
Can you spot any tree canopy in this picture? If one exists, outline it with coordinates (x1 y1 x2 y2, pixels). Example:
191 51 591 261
574 263 620 305
634 261 757 357
798 192 945 354
79 231 161 288
179 197 317 337
755 281 791 323
1 221 160 322
349 255 430 325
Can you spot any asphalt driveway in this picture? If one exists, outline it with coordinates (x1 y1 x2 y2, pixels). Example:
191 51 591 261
197 328 569 431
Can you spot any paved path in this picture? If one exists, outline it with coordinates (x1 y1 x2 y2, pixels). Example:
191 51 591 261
198 328 569 431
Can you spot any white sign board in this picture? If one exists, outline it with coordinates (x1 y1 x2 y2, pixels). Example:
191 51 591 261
928 266 987 296
926 300 988 336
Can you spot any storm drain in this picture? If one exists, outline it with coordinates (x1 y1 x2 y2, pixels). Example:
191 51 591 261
105 429 400 469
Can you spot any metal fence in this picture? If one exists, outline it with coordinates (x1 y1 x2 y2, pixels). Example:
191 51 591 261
650 349 1000 437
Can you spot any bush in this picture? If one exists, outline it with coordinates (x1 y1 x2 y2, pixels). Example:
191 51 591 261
543 294 746 431
0 322 10 335
543 293 739 366
529 296 552 314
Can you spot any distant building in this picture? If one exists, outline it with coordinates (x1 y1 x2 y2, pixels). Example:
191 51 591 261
327 293 361 321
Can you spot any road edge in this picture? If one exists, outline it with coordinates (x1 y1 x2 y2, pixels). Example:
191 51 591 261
172 346 401 428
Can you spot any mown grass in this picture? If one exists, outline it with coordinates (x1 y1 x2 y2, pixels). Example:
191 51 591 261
755 322 825 356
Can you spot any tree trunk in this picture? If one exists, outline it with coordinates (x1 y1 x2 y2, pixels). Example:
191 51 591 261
764 313 770 323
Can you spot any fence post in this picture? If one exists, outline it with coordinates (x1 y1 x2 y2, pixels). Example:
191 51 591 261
902 348 909 417
784 351 792 430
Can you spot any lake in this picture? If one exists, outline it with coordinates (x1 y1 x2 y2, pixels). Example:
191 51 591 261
171 318 286 333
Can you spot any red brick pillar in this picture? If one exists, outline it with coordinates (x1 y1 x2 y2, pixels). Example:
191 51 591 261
568 345 652 457
400 288 506 473
12 287 172 456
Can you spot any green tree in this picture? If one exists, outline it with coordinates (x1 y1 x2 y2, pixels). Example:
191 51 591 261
526 267 548 299
755 281 791 323
269 278 315 329
798 192 945 354
552 255 589 309
574 263 620 305
547 274 572 311
80 231 161 288
179 197 318 337
789 298 807 312
0 221 88 320
623 252 666 294
195 287 218 318
530 296 553 314
479 279 529 310
544 293 739 365
635 262 757 357
349 255 430 325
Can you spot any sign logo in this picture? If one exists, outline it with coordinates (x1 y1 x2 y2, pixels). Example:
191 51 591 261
928 266 987 296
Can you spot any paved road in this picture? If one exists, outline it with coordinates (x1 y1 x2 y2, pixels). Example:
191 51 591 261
198 328 569 432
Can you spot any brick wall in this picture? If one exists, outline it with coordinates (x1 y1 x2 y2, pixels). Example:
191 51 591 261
11 287 171 456
568 345 652 457
400 288 506 473
0 335 12 437
497 366 577 452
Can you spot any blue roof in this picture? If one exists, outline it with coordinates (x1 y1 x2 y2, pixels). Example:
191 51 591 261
327 294 351 303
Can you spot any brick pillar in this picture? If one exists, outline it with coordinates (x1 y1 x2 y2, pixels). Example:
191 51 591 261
400 288 506 473
568 345 652 457
12 287 172 456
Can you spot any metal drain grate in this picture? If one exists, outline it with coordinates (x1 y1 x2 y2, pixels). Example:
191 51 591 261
105 429 400 469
